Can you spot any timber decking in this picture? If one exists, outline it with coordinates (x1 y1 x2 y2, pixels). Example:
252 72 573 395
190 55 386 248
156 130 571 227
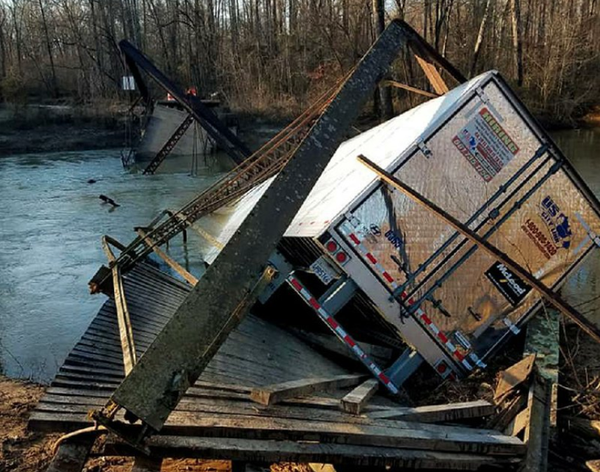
29 263 525 469
31 263 351 414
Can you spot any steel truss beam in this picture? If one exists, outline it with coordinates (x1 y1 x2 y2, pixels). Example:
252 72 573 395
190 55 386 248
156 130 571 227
92 20 414 443
120 40 251 167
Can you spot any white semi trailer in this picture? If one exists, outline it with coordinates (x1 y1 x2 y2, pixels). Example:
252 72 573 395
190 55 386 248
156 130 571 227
196 70 600 391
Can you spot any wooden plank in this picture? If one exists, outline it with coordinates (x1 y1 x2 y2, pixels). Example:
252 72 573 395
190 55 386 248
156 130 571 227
494 354 536 402
368 400 495 423
587 460 600 472
488 393 527 431
34 398 499 437
46 438 93 472
505 407 529 437
381 80 439 98
101 436 521 470
111 265 137 374
131 455 162 472
137 228 198 285
30 411 526 456
413 55 449 95
40 386 388 412
523 373 551 472
250 374 366 406
340 379 379 415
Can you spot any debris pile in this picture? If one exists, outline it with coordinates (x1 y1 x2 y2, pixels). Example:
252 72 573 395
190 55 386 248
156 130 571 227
27 19 600 472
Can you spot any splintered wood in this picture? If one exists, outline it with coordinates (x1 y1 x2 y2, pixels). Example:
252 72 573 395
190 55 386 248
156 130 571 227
494 354 536 403
250 375 367 406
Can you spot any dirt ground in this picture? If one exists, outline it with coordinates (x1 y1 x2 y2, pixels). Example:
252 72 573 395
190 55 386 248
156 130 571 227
0 376 56 471
0 376 317 472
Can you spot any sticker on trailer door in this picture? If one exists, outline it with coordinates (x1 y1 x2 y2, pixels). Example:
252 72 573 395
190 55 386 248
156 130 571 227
485 262 532 306
521 195 573 259
452 107 520 182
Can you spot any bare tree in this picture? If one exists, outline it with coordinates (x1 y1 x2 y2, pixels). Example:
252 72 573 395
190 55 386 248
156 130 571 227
510 0 523 86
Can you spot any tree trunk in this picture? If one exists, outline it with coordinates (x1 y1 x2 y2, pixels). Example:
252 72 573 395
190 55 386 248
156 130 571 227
471 0 492 77
38 0 59 98
0 11 5 101
510 0 524 86
372 0 393 120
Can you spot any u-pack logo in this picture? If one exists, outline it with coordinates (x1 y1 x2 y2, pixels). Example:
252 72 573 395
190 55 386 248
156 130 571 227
521 195 572 259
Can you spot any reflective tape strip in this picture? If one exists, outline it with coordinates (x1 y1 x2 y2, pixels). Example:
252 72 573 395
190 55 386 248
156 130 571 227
287 274 399 395
342 217 486 373
403 293 473 372
469 352 487 369
341 219 473 372
503 317 521 335
339 222 399 290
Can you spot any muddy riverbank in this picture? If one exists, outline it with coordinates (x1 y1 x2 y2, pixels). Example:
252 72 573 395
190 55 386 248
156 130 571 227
0 374 306 472
1 101 596 158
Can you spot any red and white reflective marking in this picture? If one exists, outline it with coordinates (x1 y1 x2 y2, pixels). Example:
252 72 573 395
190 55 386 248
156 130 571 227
286 274 399 395
340 217 475 373
340 222 399 290
398 290 473 372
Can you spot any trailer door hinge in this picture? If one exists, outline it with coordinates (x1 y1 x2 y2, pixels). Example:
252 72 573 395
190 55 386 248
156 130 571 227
476 87 489 104
418 142 432 158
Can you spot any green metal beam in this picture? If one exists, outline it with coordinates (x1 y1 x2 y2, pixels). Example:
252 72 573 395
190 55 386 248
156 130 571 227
95 19 411 436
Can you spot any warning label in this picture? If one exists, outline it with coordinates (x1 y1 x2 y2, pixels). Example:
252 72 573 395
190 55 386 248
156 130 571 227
452 107 520 182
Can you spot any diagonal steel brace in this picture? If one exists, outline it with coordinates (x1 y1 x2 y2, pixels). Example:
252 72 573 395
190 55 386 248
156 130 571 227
92 20 412 439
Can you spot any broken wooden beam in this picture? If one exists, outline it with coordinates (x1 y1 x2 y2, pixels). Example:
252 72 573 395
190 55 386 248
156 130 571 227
523 372 551 472
505 407 529 437
368 400 495 423
340 379 379 415
103 435 522 470
587 459 600 472
136 228 198 286
33 409 526 456
413 54 450 95
381 80 439 99
494 354 536 403
250 374 366 406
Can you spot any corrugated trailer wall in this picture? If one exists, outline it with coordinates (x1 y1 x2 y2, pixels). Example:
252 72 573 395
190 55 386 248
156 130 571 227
332 72 600 375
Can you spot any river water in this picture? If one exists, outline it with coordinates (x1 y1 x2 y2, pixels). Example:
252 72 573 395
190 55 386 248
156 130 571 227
0 129 599 382
0 150 221 380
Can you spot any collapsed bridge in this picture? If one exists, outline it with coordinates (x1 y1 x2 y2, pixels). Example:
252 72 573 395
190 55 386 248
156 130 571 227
31 19 600 472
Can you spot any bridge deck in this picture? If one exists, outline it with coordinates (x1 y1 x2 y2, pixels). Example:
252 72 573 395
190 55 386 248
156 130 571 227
29 263 524 470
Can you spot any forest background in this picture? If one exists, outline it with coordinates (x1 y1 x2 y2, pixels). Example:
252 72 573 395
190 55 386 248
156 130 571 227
0 0 598 129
